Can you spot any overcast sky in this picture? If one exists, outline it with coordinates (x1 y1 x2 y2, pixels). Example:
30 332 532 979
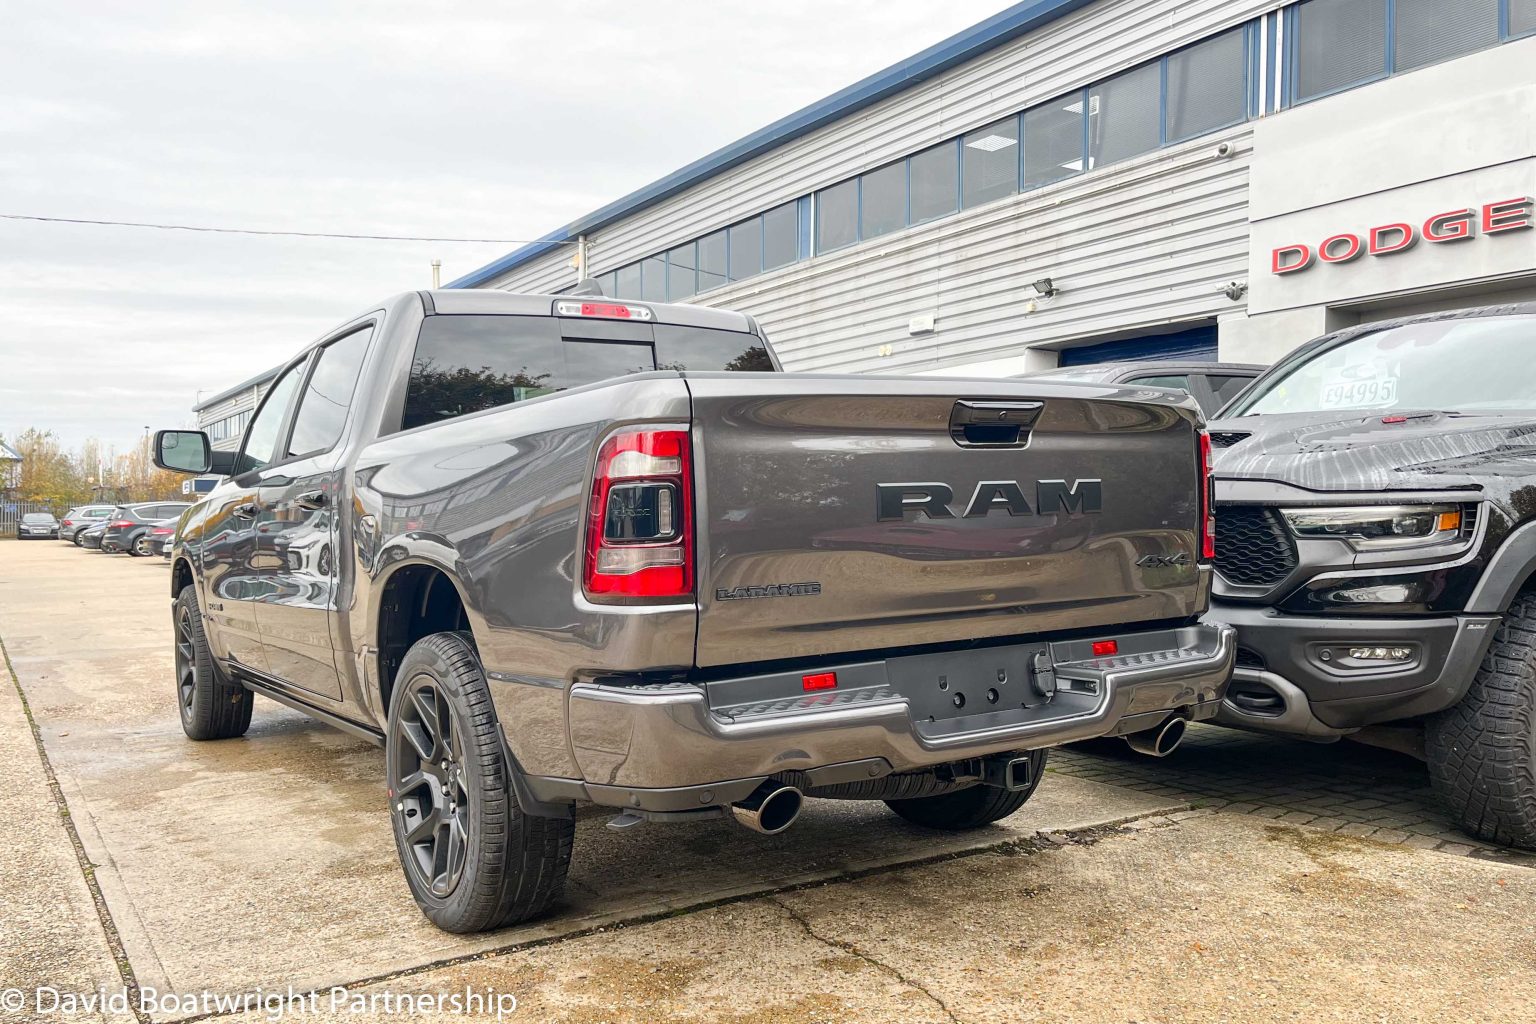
0 1 1008 453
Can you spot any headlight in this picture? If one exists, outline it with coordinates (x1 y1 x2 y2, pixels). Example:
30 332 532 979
1280 505 1462 551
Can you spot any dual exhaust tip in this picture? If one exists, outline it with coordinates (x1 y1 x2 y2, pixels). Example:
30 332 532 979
1123 715 1188 758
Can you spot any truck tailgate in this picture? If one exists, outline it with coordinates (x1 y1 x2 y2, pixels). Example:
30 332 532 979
686 374 1206 668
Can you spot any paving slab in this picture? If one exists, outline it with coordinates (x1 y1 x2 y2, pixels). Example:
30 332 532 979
0 542 1185 1007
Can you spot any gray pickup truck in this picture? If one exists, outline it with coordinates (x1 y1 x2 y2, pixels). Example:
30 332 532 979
153 289 1233 933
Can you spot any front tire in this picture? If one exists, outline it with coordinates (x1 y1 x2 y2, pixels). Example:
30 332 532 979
73 532 85 547
174 586 253 740
385 631 573 933
885 749 1048 830
1428 593 1536 849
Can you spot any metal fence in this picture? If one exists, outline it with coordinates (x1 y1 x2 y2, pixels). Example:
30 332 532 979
0 501 62 539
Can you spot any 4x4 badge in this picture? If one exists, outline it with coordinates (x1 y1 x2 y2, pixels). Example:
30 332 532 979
1136 552 1191 568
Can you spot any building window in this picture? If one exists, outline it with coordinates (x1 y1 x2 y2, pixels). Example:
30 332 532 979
908 140 958 224
763 201 798 270
815 179 858 253
1292 0 1389 101
641 254 666 302
698 229 728 291
1088 62 1161 168
1166 27 1248 142
667 242 696 301
596 270 617 297
860 161 907 239
961 117 1020 209
614 263 641 300
1515 0 1536 35
1394 0 1500 73
728 217 762 281
1023 94 1084 190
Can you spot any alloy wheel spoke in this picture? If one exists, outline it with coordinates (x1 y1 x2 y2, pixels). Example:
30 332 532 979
404 802 440 846
400 720 435 764
410 689 440 758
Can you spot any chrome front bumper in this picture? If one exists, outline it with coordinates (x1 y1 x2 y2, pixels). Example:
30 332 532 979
539 622 1234 813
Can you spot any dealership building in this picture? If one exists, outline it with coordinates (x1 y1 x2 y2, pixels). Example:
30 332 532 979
449 0 1536 375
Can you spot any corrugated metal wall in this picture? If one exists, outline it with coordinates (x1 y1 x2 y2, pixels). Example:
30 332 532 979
479 0 1287 371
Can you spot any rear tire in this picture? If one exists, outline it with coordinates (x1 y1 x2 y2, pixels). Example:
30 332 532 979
1427 592 1536 849
884 749 1048 830
130 534 153 557
386 631 573 933
174 586 253 740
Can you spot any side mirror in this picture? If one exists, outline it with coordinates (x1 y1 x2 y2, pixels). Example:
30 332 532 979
154 430 212 474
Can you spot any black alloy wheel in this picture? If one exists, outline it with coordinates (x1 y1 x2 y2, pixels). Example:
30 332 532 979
172 585 253 740
389 677 472 899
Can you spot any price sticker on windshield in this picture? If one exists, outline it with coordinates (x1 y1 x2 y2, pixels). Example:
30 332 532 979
1319 375 1398 409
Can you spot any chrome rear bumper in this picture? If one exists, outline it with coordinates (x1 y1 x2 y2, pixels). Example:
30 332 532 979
538 622 1234 812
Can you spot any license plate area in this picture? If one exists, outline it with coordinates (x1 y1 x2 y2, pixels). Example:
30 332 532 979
888 643 1053 724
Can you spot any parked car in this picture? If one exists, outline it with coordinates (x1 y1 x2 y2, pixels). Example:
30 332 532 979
1022 361 1264 417
79 520 111 549
1205 303 1536 849
17 512 60 539
60 505 117 543
147 521 178 558
103 502 193 556
153 289 1232 933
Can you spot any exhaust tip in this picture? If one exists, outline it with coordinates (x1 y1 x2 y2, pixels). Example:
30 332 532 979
1124 716 1188 758
731 784 803 835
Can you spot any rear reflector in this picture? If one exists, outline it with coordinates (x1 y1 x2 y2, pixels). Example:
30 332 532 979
802 672 837 691
1091 640 1119 657
555 300 654 321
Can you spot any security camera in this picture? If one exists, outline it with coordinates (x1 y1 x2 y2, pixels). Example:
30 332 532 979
1214 141 1235 159
1219 280 1248 301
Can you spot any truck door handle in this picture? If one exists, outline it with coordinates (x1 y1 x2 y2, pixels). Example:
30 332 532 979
295 490 328 510
231 502 260 520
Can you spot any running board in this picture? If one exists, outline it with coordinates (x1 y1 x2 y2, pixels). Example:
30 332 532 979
227 666 385 746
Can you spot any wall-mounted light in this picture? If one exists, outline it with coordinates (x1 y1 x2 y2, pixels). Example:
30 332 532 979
1031 278 1058 298
1220 280 1248 302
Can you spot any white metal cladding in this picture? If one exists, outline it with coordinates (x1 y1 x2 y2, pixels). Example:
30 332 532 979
478 0 1286 302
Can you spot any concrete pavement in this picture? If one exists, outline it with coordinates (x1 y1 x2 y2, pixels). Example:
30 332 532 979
3 538 1534 1022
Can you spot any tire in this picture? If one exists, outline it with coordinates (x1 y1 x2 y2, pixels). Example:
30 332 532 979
884 749 1049 830
174 585 254 740
1427 591 1536 849
130 534 153 557
73 532 85 547
385 631 573 933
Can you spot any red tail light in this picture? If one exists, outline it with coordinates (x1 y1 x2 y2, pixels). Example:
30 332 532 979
1198 430 1215 562
150 527 173 535
62 519 74 527
110 520 134 529
583 427 693 599
1091 640 1119 657
802 672 837 691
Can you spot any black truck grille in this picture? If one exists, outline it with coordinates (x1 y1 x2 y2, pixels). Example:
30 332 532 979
1215 506 1297 587
1209 431 1251 449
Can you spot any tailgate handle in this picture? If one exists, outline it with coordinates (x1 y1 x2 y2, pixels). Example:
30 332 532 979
950 401 1042 448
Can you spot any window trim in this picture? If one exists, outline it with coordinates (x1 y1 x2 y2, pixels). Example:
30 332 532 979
285 323 378 463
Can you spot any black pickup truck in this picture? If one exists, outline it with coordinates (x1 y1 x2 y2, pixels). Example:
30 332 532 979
154 289 1232 932
1206 303 1536 849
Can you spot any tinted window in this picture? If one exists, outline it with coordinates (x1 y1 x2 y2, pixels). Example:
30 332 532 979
698 230 728 292
1166 28 1247 143
1128 374 1191 392
667 242 696 301
1206 373 1254 408
653 325 774 372
238 361 305 475
288 327 372 457
401 316 659 430
641 255 667 302
815 179 858 253
762 201 798 270
909 141 958 224
1024 95 1084 190
1293 0 1387 103
962 117 1019 209
860 162 906 239
1394 0 1499 73
1089 63 1161 167
728 217 762 281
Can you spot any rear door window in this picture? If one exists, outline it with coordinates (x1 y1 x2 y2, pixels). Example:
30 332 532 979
1126 374 1191 392
1205 373 1254 409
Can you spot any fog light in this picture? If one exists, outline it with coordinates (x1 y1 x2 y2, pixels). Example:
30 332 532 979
1324 584 1419 605
1349 646 1413 662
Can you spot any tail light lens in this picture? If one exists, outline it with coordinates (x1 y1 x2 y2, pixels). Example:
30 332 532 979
583 427 693 599
1198 429 1215 562
110 520 134 529
150 527 173 535
62 519 73 527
